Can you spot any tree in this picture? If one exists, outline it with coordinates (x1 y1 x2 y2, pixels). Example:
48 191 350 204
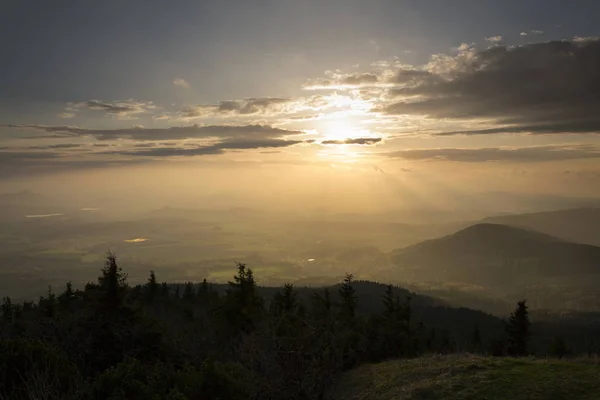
58 282 75 310
40 286 57 318
97 252 128 312
270 283 298 319
225 263 263 333
161 282 170 299
146 271 159 303
1 297 13 322
377 285 413 358
338 273 357 321
506 300 531 356
183 282 195 302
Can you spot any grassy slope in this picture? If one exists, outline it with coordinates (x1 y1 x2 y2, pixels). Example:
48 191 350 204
329 355 600 400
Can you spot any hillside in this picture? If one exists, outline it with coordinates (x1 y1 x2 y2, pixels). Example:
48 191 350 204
390 223 600 290
329 355 600 400
484 208 600 246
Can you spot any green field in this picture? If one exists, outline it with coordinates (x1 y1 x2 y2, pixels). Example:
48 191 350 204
329 355 600 400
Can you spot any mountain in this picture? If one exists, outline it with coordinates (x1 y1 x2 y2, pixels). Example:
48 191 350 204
390 223 600 291
483 208 600 246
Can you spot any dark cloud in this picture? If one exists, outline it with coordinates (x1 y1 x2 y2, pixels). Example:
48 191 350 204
27 143 83 149
381 39 600 135
72 99 155 117
385 145 600 162
3 124 302 141
321 137 382 145
180 98 291 118
105 139 303 157
0 151 147 178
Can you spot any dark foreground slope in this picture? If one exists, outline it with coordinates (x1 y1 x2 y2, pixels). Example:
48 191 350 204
329 355 600 400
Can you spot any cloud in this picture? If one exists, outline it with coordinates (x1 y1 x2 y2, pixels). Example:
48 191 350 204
178 97 292 119
173 78 190 88
574 36 600 43
3 123 303 141
71 99 156 117
520 32 528 37
384 145 600 163
0 150 147 178
380 38 600 135
27 143 83 150
531 29 544 35
57 112 75 119
106 138 304 158
304 71 381 89
485 36 503 43
321 137 382 145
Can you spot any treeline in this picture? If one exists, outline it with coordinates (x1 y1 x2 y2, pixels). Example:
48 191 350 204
0 254 583 399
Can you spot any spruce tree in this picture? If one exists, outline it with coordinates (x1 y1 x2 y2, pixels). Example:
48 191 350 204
146 271 159 303
58 281 75 310
98 252 128 312
506 299 531 356
225 263 263 333
338 273 357 320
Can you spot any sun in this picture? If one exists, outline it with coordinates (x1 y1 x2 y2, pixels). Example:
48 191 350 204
319 118 358 142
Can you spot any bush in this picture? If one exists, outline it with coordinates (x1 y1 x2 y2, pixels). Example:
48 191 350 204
90 358 254 400
0 338 81 399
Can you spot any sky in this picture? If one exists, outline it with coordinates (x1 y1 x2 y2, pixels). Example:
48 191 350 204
1 0 600 212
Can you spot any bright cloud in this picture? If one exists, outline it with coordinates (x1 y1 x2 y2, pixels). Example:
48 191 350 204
173 78 190 88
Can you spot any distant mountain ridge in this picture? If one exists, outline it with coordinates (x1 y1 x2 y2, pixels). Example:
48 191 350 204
391 223 600 290
483 208 600 246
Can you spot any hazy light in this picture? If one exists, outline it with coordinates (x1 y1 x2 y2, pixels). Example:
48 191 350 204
124 238 148 243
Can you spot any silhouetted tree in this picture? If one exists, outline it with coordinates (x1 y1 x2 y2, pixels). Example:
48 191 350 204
338 273 357 321
146 271 159 303
58 282 75 311
225 263 263 333
160 282 169 299
97 252 128 312
506 299 531 356
1 297 13 322
183 282 195 302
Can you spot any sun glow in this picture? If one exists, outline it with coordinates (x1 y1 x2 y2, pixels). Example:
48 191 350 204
320 118 358 141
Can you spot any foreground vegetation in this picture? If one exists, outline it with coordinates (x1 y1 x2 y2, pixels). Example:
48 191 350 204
0 253 594 399
330 355 600 400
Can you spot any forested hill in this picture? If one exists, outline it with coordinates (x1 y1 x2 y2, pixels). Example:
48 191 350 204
391 223 600 289
2 255 600 399
483 208 600 246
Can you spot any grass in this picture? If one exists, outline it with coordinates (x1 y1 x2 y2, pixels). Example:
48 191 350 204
329 354 600 400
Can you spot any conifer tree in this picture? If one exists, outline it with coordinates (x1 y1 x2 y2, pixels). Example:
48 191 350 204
225 263 263 333
58 281 75 310
98 252 128 311
183 282 195 302
1 297 13 322
160 282 169 299
506 299 531 356
338 273 357 321
146 271 159 303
